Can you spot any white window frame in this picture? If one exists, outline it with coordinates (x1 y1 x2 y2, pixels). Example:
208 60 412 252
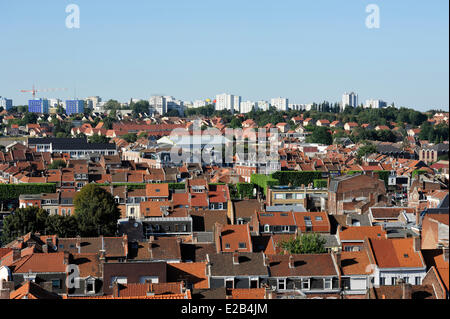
324 278 332 290
277 278 287 291
225 278 234 289
301 279 310 290
264 224 270 233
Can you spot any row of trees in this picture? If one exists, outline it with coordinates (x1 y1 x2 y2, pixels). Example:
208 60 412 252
1 185 121 245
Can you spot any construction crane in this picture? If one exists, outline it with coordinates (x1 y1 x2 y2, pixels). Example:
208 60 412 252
20 85 68 99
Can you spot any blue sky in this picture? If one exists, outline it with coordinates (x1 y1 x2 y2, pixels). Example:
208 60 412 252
0 0 448 111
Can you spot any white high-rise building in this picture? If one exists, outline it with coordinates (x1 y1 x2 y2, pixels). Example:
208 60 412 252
215 93 241 113
85 96 102 110
240 101 255 114
364 99 387 109
149 95 167 115
192 100 207 108
255 100 270 111
270 97 289 111
342 92 358 110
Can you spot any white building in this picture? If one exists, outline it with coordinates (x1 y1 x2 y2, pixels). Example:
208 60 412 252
85 96 102 110
192 100 207 108
342 92 358 110
215 93 241 113
255 100 270 112
271 97 289 111
149 95 167 115
240 101 255 114
365 99 387 109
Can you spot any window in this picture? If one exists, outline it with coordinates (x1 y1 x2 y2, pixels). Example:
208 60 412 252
264 224 270 233
225 243 231 249
250 278 258 289
52 279 61 289
225 278 234 289
86 279 95 294
324 278 332 290
238 242 247 249
415 277 421 285
301 279 310 290
282 226 289 232
277 278 286 290
380 277 385 286
315 216 323 221
110 277 127 287
140 276 158 284
403 277 409 284
391 277 397 285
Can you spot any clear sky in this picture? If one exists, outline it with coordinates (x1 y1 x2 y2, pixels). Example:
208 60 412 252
0 0 448 111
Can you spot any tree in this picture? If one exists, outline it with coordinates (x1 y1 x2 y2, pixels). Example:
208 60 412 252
88 135 110 144
357 143 377 159
48 159 67 169
278 233 327 254
73 184 121 237
1 206 49 245
307 126 332 145
229 117 243 129
122 133 137 143
45 215 79 238
104 99 121 110
132 101 150 118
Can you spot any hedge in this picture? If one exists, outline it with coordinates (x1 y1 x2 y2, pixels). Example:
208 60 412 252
271 171 325 188
236 183 255 199
0 183 57 200
251 174 279 196
313 179 328 189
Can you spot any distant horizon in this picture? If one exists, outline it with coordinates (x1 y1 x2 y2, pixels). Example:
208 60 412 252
5 92 448 113
1 1 448 112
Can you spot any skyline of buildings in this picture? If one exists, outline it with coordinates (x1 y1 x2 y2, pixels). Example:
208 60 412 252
1 89 446 116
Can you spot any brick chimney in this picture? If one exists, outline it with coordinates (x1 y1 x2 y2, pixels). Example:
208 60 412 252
0 281 14 300
413 237 421 252
443 247 449 263
232 252 239 265
12 248 21 262
288 255 294 269
402 282 412 299
214 223 223 253
346 214 352 226
63 251 70 265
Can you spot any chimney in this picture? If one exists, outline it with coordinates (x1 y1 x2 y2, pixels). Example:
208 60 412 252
214 223 223 253
402 282 412 300
148 242 153 259
346 214 352 226
0 281 14 300
443 247 449 263
232 252 239 265
12 248 21 262
413 237 421 252
334 251 342 268
288 255 294 269
263 253 269 267
99 250 106 261
41 281 53 293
